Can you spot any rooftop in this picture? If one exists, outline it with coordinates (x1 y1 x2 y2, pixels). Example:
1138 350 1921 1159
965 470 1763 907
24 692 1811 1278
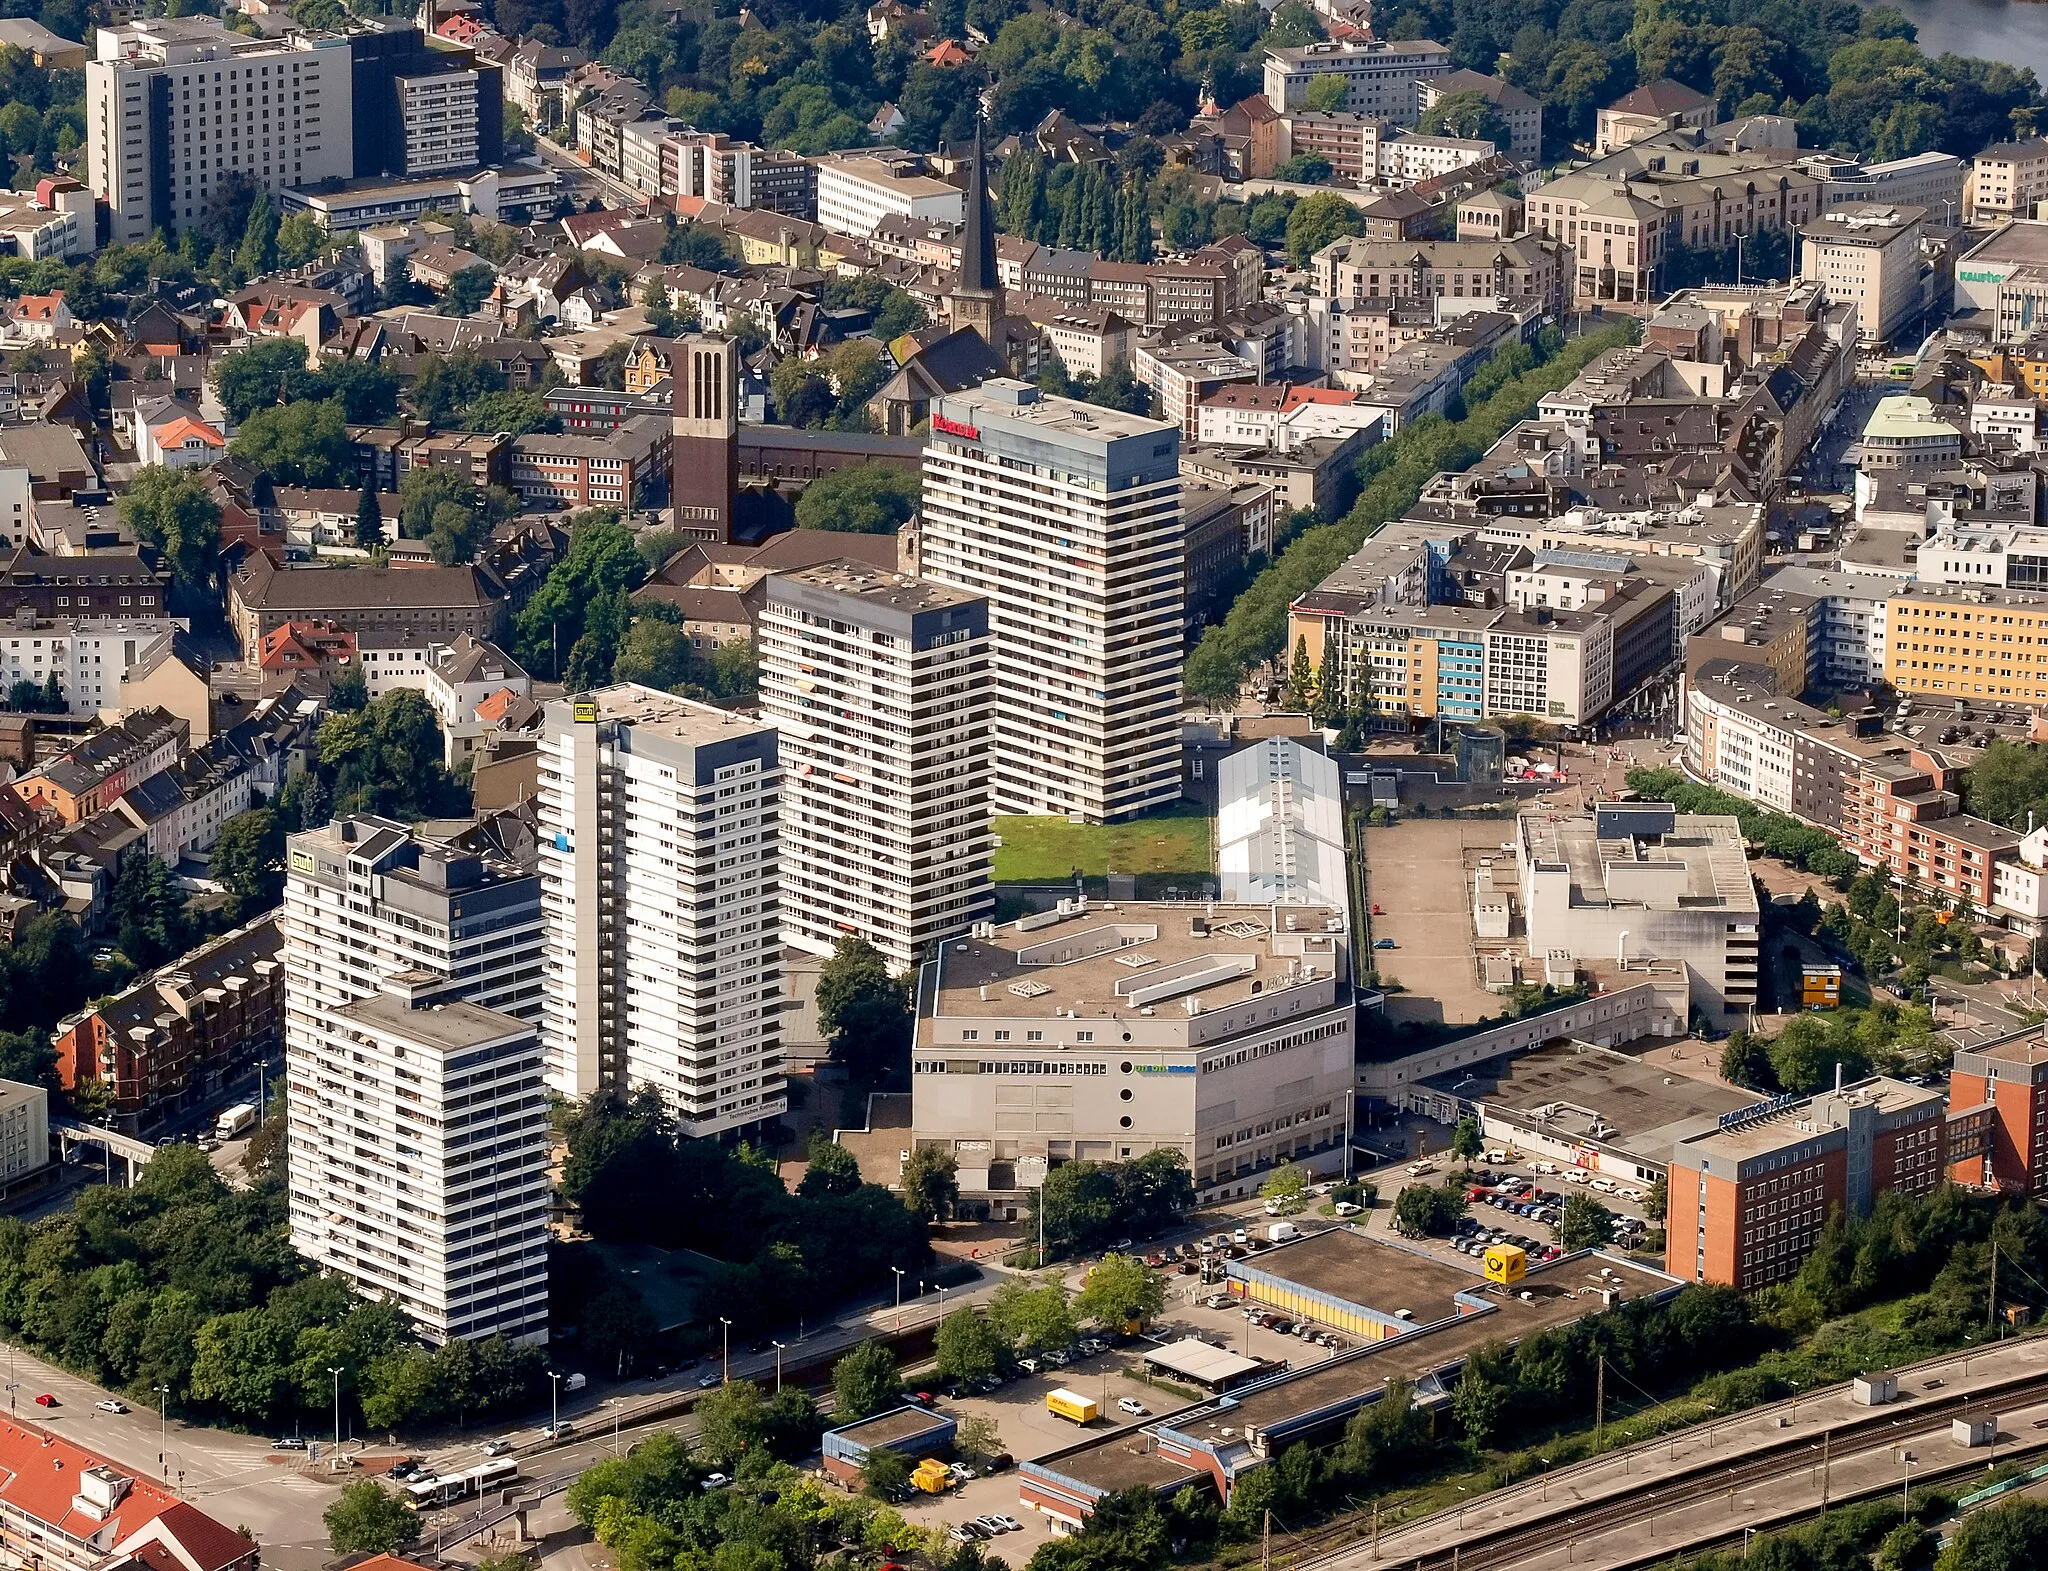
937 378 1177 444
1424 1039 1754 1165
1678 1075 1945 1166
559 681 769 746
336 988 532 1053
768 562 981 613
1231 1229 1480 1326
828 1404 953 1447
1519 806 1757 915
925 900 1344 1022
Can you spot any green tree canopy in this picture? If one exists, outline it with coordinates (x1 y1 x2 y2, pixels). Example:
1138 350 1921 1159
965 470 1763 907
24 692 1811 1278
831 1341 902 1421
815 936 911 1082
1073 1253 1165 1329
117 466 221 593
324 1480 420 1555
793 461 921 534
228 398 353 487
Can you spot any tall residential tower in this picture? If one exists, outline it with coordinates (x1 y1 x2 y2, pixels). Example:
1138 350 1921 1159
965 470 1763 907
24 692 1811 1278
536 685 785 1134
281 815 549 1343
920 379 1184 822
758 561 992 972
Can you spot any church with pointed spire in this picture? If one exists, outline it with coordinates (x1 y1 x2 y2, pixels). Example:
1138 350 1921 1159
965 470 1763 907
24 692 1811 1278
948 127 1005 343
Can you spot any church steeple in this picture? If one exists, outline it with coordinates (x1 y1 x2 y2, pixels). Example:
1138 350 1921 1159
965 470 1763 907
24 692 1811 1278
950 124 1003 341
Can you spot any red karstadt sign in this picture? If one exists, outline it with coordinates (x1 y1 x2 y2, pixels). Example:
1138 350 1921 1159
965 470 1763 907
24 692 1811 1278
932 413 981 441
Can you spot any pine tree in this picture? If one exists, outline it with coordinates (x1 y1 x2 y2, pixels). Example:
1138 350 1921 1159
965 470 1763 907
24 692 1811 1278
237 191 278 280
1313 640 1340 728
1084 165 1113 253
354 480 384 550
1055 170 1083 248
1120 174 1154 264
1286 635 1315 711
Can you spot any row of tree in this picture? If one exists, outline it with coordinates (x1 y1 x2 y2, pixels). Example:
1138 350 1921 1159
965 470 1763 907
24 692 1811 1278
1185 322 1632 703
0 1143 542 1428
1623 767 1860 879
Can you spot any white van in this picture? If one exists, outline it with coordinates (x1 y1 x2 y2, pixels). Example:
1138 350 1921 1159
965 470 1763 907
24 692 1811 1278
1590 1178 1618 1195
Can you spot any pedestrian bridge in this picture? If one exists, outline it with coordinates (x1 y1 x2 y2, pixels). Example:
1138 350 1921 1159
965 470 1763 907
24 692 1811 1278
52 1121 156 1185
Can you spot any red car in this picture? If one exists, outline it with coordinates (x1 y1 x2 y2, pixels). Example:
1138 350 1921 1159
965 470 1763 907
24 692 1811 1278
34 1394 54 1407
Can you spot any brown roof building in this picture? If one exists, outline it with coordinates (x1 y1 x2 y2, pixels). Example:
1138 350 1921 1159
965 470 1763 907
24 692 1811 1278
227 553 504 661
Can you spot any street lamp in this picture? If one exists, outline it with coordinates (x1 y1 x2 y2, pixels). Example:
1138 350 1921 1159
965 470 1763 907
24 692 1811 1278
153 1385 170 1482
719 1317 732 1384
612 1398 621 1457
772 1341 786 1394
547 1370 561 1436
891 1266 905 1330
1901 1448 1916 1521
327 1367 343 1455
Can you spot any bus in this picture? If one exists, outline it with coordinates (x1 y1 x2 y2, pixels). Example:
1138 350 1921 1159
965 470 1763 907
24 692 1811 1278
403 1458 518 1509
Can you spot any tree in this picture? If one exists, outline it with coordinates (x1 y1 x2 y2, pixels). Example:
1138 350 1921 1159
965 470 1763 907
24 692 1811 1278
816 936 911 1082
1259 1162 1308 1214
1939 1497 2048 1570
354 480 385 551
988 1277 1076 1356
1719 1029 1775 1091
933 1306 1006 1385
1644 1175 1667 1224
324 1481 419 1556
1392 1182 1464 1237
956 1413 1003 1463
514 512 647 679
1033 1160 1119 1257
1767 1015 1871 1096
902 1146 960 1220
446 264 497 317
1303 72 1349 113
1073 1253 1165 1330
118 466 221 593
1557 1194 1615 1253
112 854 191 970
860 1444 911 1498
1449 1343 1512 1451
694 1378 774 1467
1285 635 1315 710
798 1139 862 1198
1285 192 1366 268
236 190 278 280
794 462 920 534
1451 1117 1482 1167
328 663 368 713
228 398 353 487
832 1341 902 1422
1418 89 1513 148
210 808 285 917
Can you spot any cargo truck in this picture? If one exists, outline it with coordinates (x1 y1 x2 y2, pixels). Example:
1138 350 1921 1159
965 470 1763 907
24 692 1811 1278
215 1103 257 1140
1046 1389 1099 1424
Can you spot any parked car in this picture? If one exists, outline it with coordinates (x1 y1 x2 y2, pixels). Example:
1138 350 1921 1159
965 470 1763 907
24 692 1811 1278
34 1395 55 1407
993 1515 1023 1532
1374 938 1397 949
1333 1201 1361 1216
272 1437 308 1451
95 1400 127 1415
1018 1358 1041 1375
702 1473 731 1491
1232 1227 1248 1244
1117 1398 1149 1416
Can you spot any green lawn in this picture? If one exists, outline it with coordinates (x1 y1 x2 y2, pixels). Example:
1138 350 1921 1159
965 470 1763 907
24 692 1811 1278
991 802 1215 884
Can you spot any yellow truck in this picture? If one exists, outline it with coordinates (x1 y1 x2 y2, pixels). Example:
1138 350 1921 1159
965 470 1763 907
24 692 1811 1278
1046 1388 1100 1425
911 1458 953 1494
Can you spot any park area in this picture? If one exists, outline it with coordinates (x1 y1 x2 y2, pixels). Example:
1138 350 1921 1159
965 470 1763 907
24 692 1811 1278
991 803 1214 896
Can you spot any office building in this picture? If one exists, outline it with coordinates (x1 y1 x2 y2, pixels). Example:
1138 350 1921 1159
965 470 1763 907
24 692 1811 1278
1513 803 1759 1025
282 814 548 1341
1594 79 1717 155
920 379 1184 823
314 977 549 1343
815 152 963 238
1261 39 1451 121
87 16 356 245
1415 70 1540 163
757 563 992 974
536 685 785 1135
1884 581 2048 705
1665 1075 1948 1290
909 897 1355 1210
1967 137 2048 224
1799 204 1927 348
0 617 182 718
1949 1033 2048 1197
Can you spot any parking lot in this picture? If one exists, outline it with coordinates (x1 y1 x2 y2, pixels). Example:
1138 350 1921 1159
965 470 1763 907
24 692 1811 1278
1361 818 1514 1026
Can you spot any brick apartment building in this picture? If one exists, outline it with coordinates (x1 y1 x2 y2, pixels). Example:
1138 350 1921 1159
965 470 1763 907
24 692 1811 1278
54 915 281 1132
1950 1034 2048 1198
507 416 672 511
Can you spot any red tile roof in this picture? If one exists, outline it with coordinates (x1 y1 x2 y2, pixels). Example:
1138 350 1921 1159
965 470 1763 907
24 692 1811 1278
0 1414 178 1545
118 1501 259 1571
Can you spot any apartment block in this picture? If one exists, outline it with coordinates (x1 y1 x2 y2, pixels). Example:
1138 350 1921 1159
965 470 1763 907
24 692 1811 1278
0 616 181 717
919 380 1184 823
1317 234 1568 316
283 814 547 1341
348 22 501 182
910 898 1355 1211
757 563 992 974
1261 39 1452 121
1665 1075 1945 1290
316 977 549 1343
1416 70 1540 163
87 17 355 245
536 686 785 1134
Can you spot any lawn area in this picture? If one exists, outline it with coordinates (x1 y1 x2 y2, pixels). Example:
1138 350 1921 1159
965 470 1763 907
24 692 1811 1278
991 802 1215 884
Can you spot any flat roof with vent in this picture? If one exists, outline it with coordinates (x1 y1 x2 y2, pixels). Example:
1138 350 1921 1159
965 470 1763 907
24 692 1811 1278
928 900 1345 1020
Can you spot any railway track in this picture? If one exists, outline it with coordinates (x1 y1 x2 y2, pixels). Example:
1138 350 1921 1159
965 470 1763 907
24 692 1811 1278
1279 1368 2048 1571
